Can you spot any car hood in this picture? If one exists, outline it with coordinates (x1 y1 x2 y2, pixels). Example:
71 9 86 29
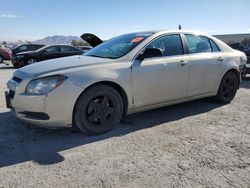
81 33 103 47
16 55 113 77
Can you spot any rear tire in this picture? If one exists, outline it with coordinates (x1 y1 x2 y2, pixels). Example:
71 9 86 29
0 55 3 63
215 72 239 104
74 84 123 135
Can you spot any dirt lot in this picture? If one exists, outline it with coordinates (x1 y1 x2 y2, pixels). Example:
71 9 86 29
0 63 249 188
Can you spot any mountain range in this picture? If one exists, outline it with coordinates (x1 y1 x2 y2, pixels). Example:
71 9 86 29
33 35 83 45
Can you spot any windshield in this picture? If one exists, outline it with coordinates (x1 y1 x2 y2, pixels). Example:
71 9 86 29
84 32 153 59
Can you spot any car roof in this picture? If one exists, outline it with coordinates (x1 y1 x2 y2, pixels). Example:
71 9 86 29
132 29 211 36
43 44 75 47
36 44 77 51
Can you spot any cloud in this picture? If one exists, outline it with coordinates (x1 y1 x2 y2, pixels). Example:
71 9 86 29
0 14 21 18
248 28 250 32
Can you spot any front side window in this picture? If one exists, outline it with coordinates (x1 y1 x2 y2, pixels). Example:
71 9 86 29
85 33 153 59
185 35 212 54
146 34 183 57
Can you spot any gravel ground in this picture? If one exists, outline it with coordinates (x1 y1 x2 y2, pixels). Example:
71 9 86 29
0 63 249 188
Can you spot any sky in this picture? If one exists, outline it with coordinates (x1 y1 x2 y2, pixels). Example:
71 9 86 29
0 0 250 42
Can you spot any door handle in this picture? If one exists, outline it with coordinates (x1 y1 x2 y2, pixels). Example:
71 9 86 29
217 57 224 61
179 60 188 66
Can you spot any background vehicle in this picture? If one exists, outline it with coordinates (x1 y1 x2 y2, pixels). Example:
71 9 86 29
0 47 11 63
5 30 247 135
75 46 92 53
11 44 45 56
11 44 82 68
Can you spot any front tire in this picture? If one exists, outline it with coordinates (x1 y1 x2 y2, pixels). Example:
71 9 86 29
26 57 37 65
74 84 123 135
215 72 239 104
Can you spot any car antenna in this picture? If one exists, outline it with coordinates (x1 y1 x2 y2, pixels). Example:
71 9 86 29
179 24 182 30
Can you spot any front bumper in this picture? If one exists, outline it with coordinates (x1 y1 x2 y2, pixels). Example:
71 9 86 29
5 78 84 128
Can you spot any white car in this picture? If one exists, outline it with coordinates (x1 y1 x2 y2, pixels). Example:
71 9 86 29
5 30 247 135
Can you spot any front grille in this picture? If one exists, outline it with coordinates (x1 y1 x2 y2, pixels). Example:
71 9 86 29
9 90 15 99
12 76 22 83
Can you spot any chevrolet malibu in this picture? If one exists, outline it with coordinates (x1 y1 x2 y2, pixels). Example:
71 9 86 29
5 30 247 135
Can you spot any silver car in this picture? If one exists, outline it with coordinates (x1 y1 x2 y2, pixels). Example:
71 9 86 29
5 30 247 135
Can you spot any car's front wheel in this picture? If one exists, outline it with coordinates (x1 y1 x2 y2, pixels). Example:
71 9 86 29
215 71 239 104
26 57 37 65
74 84 123 135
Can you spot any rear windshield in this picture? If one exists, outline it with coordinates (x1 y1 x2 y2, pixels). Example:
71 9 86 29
84 33 153 59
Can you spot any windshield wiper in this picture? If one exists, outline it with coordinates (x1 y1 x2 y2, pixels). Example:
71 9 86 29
85 54 115 59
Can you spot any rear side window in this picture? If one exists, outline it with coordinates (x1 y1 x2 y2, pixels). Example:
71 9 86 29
29 45 39 51
44 46 60 52
146 34 183 57
61 46 76 52
185 35 212 54
209 39 220 52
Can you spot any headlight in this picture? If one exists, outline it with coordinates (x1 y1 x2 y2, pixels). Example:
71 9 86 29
26 75 67 95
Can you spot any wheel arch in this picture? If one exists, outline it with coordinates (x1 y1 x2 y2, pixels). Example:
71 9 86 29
72 81 129 126
218 68 241 90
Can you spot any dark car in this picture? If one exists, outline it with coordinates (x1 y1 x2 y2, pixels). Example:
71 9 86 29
229 43 245 52
11 44 83 68
0 47 11 63
244 44 250 75
229 43 250 76
75 46 92 53
11 44 45 55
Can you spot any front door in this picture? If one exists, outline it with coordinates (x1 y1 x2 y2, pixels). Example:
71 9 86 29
132 34 190 107
41 46 61 61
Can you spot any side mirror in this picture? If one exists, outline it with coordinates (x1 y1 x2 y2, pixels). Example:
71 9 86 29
137 48 163 61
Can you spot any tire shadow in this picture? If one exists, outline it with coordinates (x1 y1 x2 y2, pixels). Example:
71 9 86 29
0 98 222 168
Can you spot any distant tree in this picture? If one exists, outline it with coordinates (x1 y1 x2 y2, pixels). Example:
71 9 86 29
71 40 78 46
2 41 7 45
78 41 89 46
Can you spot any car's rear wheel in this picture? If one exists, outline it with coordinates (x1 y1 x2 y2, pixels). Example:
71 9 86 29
215 72 239 104
0 55 3 63
74 84 123 135
26 57 37 65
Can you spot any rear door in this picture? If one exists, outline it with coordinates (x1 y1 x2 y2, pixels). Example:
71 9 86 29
132 34 190 107
184 34 224 96
60 46 81 57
